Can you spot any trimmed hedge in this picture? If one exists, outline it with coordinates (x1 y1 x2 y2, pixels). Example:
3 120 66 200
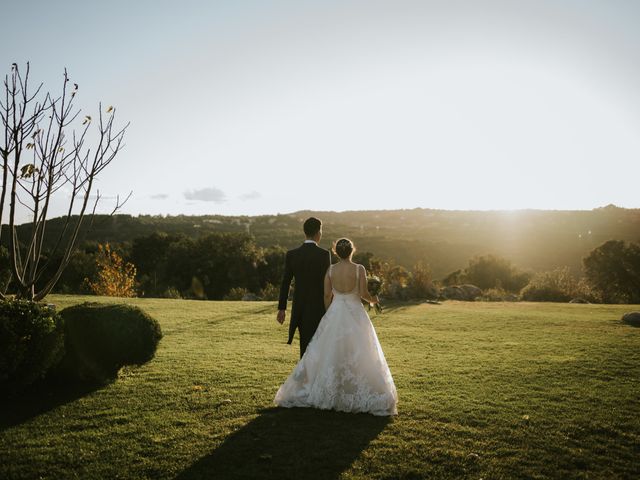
0 300 65 395
56 303 162 382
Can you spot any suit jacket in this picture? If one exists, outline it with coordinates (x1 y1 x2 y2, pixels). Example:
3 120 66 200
278 242 331 345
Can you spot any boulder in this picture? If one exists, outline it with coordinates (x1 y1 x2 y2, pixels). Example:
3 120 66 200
241 293 260 301
459 284 482 300
441 284 482 301
622 312 640 327
441 286 464 300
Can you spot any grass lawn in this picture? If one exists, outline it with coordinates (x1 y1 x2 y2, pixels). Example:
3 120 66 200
1 297 639 479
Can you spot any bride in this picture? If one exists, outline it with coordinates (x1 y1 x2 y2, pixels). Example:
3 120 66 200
274 238 398 416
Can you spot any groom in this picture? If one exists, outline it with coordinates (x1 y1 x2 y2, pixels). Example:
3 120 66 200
277 217 331 358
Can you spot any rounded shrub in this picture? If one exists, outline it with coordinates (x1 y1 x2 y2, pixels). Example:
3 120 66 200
57 303 162 382
0 300 65 395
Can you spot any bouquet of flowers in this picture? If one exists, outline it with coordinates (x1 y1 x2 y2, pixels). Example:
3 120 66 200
366 275 383 314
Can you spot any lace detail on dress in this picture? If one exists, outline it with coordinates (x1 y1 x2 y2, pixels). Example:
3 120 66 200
274 268 397 416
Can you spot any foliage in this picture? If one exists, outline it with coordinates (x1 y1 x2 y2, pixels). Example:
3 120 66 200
131 232 180 297
5 212 640 303
353 251 376 271
382 264 412 300
162 287 182 299
133 232 265 300
455 254 530 293
256 246 286 291
441 268 463 287
258 282 279 301
1 296 639 479
4 207 640 303
520 267 578 302
480 287 518 302
55 302 162 382
0 246 11 294
5 206 640 287
0 300 64 395
364 259 439 300
87 244 137 297
583 240 640 303
574 277 602 303
407 261 439 299
54 247 99 294
223 287 250 301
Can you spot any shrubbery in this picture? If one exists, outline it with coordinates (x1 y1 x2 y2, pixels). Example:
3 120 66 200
56 303 162 382
224 287 250 300
408 262 439 299
259 282 280 301
0 300 64 395
380 264 412 300
520 267 577 302
460 255 530 292
480 287 518 302
162 287 182 299
441 255 530 295
87 243 137 297
583 240 640 303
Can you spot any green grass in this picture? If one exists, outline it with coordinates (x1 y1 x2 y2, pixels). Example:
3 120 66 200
1 297 639 479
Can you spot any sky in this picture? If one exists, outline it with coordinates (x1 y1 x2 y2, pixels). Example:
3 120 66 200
2 0 640 220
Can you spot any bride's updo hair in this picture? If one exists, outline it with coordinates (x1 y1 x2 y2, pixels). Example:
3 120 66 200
333 238 355 259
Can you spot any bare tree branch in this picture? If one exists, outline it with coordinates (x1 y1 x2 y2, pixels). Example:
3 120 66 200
1 63 130 301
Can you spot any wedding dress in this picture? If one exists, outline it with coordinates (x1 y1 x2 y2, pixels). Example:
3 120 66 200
274 264 398 416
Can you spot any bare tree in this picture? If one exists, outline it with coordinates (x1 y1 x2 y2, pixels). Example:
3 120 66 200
0 62 130 301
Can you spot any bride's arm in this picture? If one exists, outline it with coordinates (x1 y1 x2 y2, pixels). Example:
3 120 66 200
358 265 379 304
323 269 333 310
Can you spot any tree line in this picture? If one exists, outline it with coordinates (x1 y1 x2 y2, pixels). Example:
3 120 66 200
6 205 639 281
3 231 637 304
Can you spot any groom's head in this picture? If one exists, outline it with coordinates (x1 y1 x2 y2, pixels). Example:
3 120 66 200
303 217 322 242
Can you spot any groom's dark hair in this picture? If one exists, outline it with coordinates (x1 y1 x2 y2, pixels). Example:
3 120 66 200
303 217 322 237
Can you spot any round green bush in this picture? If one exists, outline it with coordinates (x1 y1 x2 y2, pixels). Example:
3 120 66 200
57 303 162 382
0 300 65 395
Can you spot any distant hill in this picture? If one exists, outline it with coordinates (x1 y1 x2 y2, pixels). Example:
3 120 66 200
6 205 640 279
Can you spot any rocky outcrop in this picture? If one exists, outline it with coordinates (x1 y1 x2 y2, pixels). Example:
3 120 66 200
441 284 482 301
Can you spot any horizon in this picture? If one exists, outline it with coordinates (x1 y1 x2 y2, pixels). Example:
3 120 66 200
11 202 636 226
3 1 640 222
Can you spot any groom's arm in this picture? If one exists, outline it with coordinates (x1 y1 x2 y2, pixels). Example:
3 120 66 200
277 250 293 323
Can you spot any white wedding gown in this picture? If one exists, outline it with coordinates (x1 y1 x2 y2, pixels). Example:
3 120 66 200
274 265 398 416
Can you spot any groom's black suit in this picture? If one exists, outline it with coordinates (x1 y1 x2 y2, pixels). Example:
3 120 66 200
278 241 331 357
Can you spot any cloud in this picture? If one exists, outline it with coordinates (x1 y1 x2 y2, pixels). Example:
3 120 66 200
85 193 118 201
151 193 169 200
239 191 261 200
184 187 226 203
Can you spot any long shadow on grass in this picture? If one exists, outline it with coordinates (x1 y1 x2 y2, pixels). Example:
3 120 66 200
0 380 102 431
176 407 390 480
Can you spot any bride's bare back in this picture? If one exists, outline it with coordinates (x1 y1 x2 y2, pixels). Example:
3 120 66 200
330 261 361 293
324 260 377 307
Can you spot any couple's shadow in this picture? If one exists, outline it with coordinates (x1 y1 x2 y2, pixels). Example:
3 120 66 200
176 406 390 480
